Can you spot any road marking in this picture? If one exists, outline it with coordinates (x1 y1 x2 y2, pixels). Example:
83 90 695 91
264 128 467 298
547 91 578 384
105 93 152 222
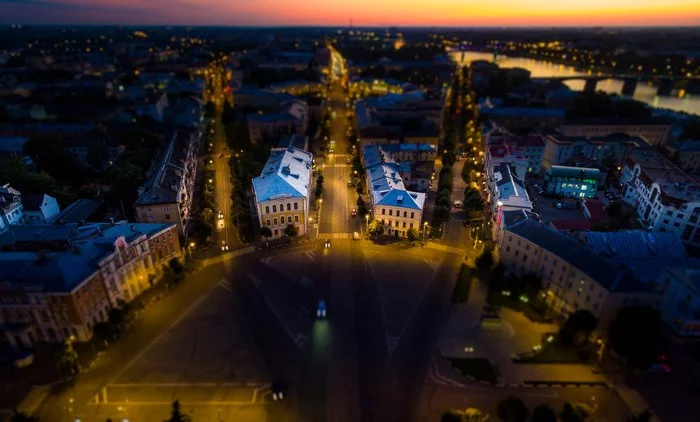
422 259 441 271
300 276 313 289
386 335 400 355
260 257 272 265
107 285 215 386
294 333 309 350
218 279 232 292
109 382 251 388
304 250 316 262
247 273 261 287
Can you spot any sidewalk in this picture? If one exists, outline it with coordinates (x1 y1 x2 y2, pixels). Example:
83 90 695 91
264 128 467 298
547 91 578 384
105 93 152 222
439 274 604 386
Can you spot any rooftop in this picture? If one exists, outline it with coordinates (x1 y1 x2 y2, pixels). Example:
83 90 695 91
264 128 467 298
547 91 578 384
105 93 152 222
583 199 607 222
667 140 700 153
487 107 566 118
626 148 700 203
493 163 529 202
585 230 688 284
563 117 670 127
252 147 313 203
52 199 104 224
507 219 641 292
547 165 600 180
135 130 197 206
0 222 173 292
379 143 437 153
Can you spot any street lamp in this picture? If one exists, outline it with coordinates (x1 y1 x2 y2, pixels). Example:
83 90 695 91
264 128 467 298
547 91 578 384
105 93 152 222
422 222 429 243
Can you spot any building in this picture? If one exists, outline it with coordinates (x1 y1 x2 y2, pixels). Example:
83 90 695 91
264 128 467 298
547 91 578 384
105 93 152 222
560 118 672 147
378 143 438 163
483 107 566 131
620 148 700 248
561 154 609 185
274 134 309 152
665 140 700 174
252 147 313 239
52 199 104 224
582 199 607 226
135 130 200 234
543 166 599 199
498 219 656 327
363 145 425 237
512 135 546 174
542 132 648 170
247 100 308 144
0 184 23 227
658 267 700 338
488 162 533 216
0 222 180 348
21 193 60 224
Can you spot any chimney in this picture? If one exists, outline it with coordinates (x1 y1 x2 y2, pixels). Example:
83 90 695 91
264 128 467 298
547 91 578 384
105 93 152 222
109 217 115 225
130 225 136 232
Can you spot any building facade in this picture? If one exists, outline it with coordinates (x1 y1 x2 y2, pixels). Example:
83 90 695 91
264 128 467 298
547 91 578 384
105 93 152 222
543 166 599 199
658 267 700 339
252 147 313 239
620 149 700 248
135 130 200 234
542 133 647 170
0 222 180 348
666 141 700 174
560 119 672 147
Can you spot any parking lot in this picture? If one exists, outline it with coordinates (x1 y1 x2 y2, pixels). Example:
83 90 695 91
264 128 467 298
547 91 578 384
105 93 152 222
526 179 621 224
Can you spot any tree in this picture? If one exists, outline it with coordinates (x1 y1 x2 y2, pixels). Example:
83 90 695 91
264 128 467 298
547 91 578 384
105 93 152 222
497 396 529 422
613 99 652 119
567 91 613 119
10 410 38 422
531 404 557 422
284 224 298 238
441 408 489 422
475 249 494 269
167 400 191 422
56 339 80 376
168 258 184 275
260 226 272 239
406 228 419 243
560 402 593 422
368 219 385 237
679 119 700 140
441 409 464 422
626 409 654 422
560 309 598 347
609 306 662 367
221 101 235 124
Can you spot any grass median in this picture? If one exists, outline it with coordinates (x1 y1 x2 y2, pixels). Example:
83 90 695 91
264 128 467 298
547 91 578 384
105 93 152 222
451 263 472 303
448 358 498 384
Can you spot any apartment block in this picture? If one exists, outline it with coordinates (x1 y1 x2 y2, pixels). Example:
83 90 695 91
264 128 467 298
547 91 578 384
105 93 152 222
0 222 180 348
135 130 200 234
560 118 672 147
252 147 313 239
620 148 700 248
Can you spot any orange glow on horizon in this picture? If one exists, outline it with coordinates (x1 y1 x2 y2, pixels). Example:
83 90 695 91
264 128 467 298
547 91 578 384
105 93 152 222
4 0 700 25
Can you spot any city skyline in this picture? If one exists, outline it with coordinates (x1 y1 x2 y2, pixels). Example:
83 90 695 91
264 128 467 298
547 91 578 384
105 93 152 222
2 0 700 26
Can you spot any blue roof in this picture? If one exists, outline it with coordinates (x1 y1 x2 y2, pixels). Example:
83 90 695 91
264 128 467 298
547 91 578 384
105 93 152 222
507 219 642 292
252 147 313 202
0 222 173 292
374 189 425 210
380 143 437 153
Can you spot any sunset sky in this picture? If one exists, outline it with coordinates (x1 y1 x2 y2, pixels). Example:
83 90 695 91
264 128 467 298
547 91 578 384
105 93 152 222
2 0 700 26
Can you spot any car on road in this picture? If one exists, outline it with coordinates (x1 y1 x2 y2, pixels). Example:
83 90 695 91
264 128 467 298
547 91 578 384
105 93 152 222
346 158 351 164
325 239 331 248
221 240 229 251
218 153 224 158
351 209 357 217
271 381 287 401
454 201 462 208
218 211 224 219
317 300 327 318
352 231 360 240
347 181 354 187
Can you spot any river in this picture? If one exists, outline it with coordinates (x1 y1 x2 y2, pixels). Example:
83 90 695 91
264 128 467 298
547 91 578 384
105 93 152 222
451 51 699 116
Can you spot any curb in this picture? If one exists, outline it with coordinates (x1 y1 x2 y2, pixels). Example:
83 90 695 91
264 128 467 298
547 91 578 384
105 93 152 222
520 380 609 389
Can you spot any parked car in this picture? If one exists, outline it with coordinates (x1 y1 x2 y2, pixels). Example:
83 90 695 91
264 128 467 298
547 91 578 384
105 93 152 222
218 211 224 219
271 381 287 401
454 201 462 208
346 158 351 164
350 209 357 217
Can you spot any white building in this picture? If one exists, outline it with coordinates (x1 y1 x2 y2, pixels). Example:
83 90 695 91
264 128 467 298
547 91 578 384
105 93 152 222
363 145 425 237
0 184 23 226
252 147 313 239
22 193 60 224
498 218 657 328
620 148 700 248
542 133 648 170
560 118 672 147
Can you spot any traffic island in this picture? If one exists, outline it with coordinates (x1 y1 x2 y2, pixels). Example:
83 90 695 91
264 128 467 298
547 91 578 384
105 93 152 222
451 263 473 303
514 334 590 364
448 357 499 384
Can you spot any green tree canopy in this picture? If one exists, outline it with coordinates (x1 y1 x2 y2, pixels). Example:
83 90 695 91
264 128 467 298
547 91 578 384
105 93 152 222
560 309 598 346
531 404 557 422
609 306 662 367
497 396 529 422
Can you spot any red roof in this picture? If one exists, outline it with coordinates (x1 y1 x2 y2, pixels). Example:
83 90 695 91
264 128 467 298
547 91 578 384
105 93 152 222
583 199 607 222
